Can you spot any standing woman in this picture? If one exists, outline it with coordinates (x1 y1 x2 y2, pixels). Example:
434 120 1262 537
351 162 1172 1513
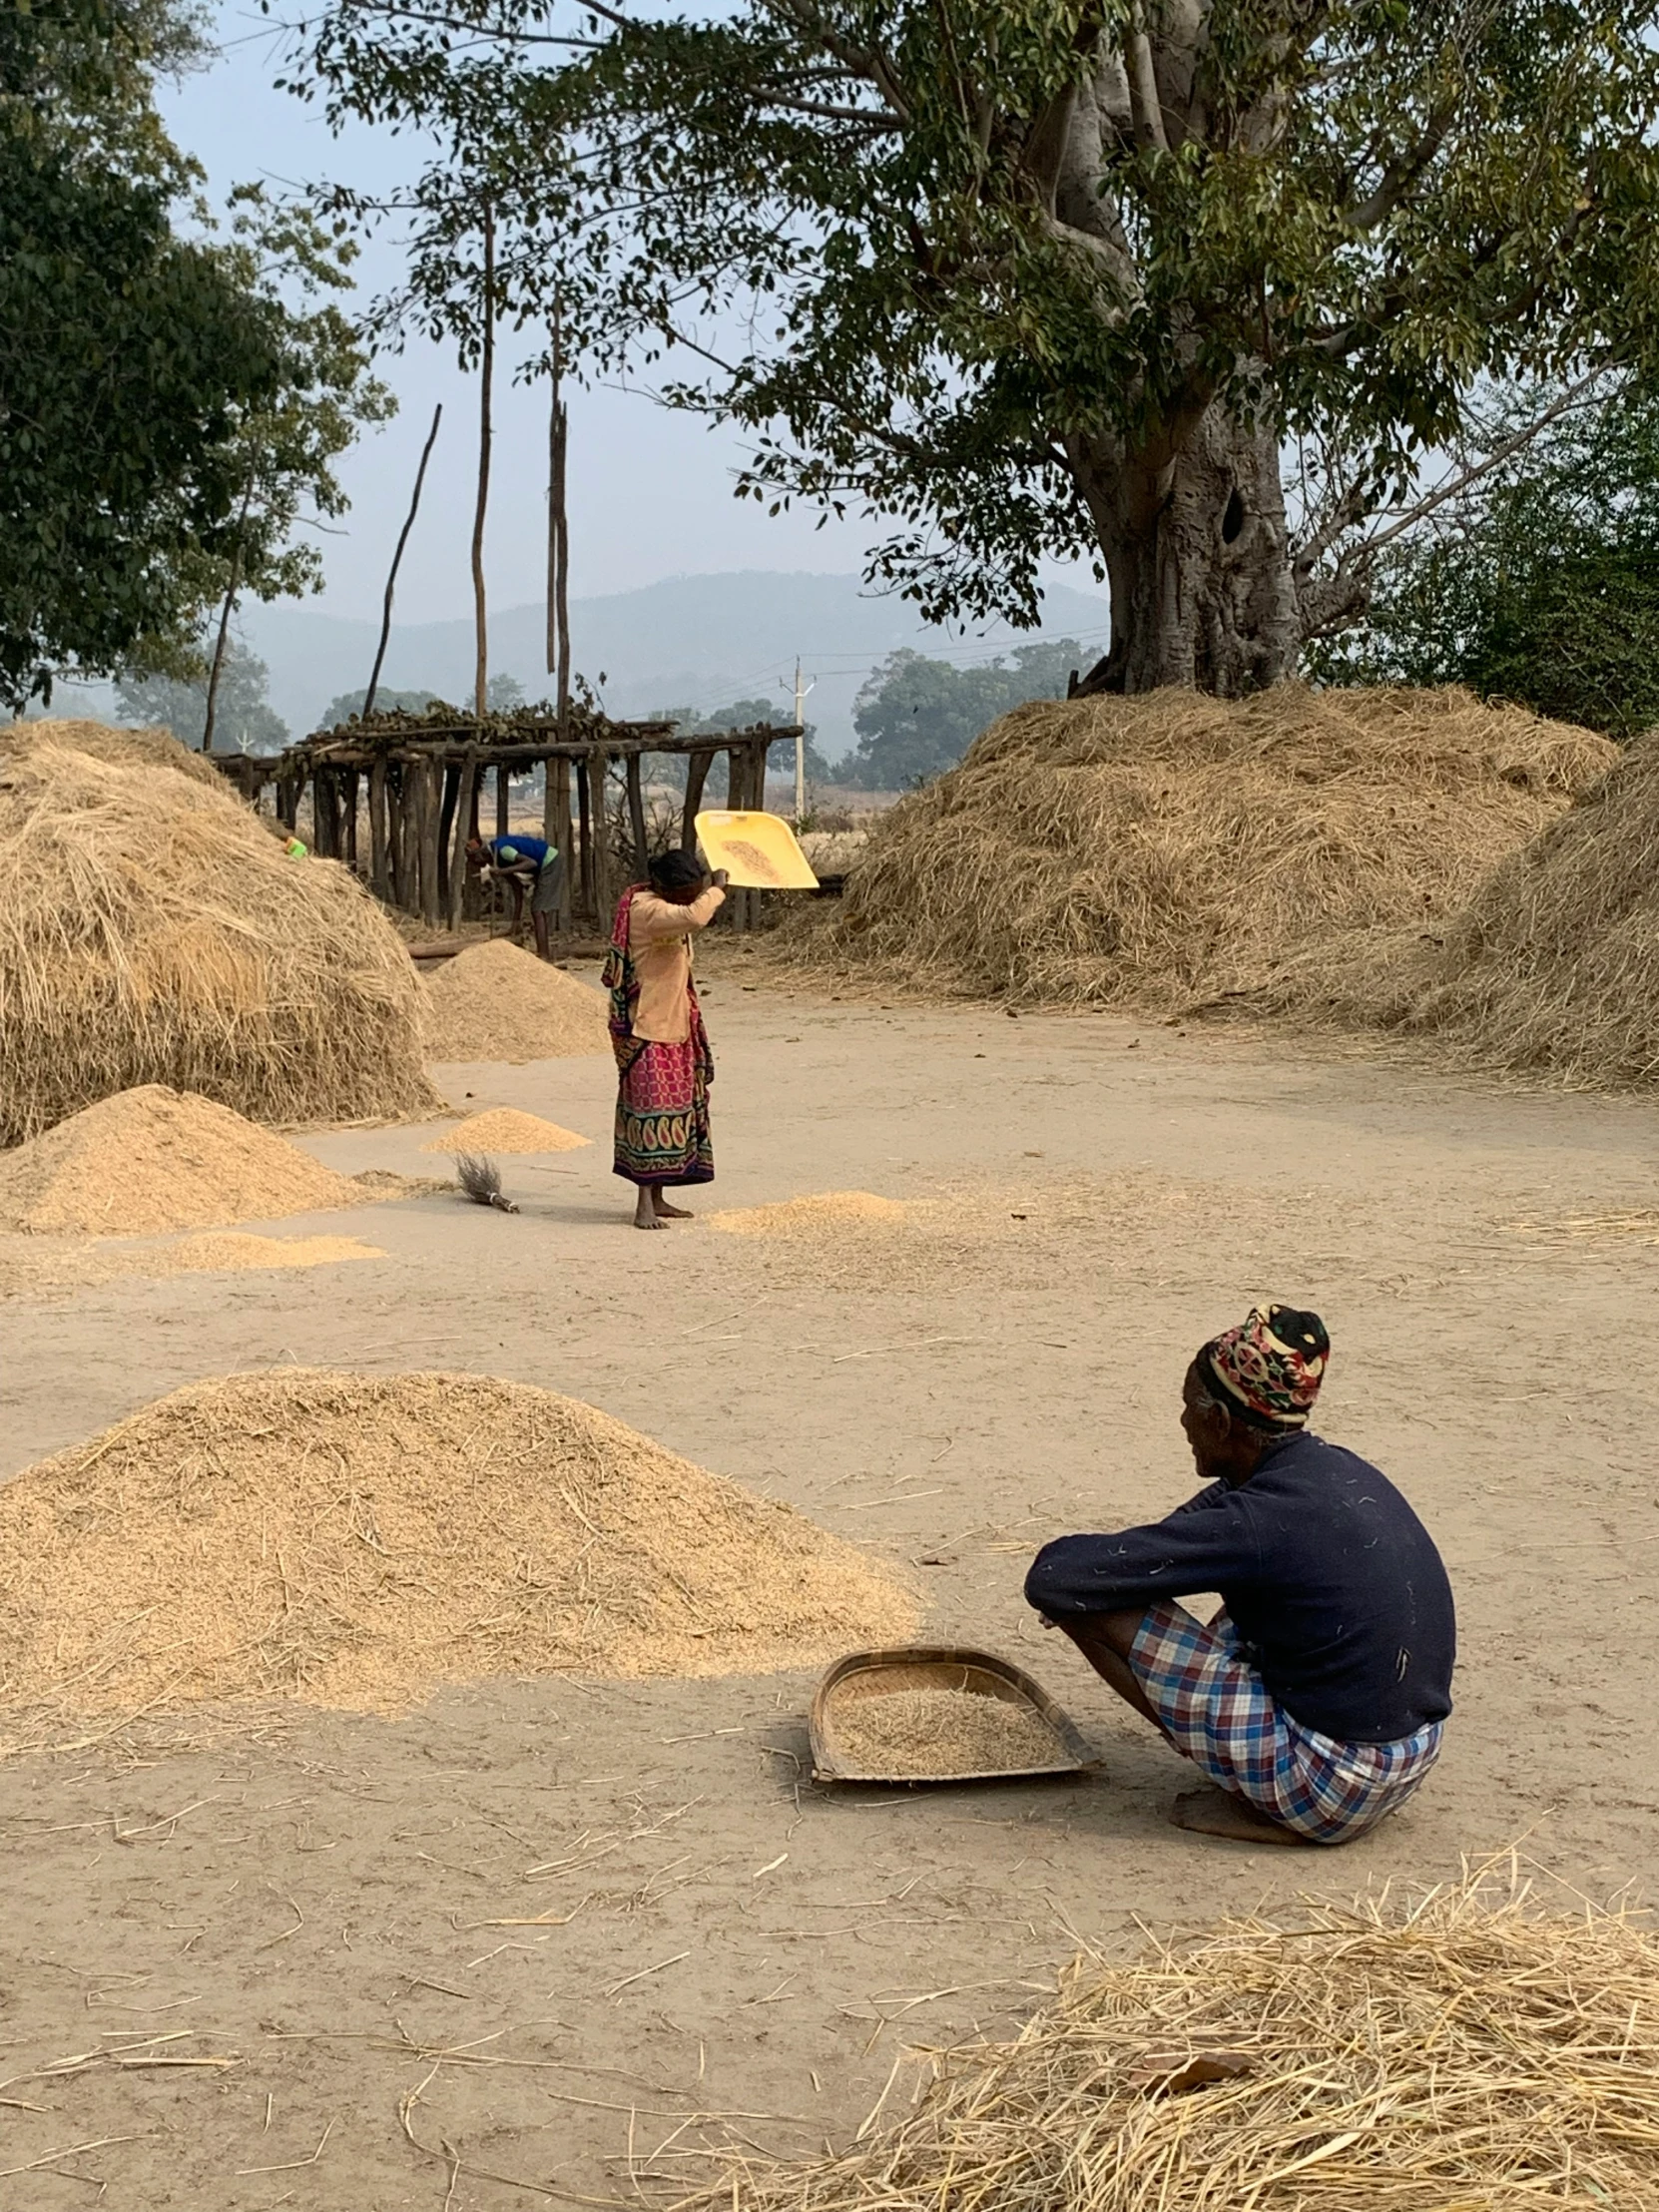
604 850 728 1230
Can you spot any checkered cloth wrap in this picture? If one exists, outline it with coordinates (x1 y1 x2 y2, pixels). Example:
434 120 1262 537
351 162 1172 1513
1127 1601 1443 1842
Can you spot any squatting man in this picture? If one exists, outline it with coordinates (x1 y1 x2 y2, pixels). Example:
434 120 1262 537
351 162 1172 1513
1027 1305 1454 1845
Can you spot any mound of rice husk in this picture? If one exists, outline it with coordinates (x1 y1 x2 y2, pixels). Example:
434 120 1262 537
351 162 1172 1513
1280 726 1659 1088
0 723 441 1143
707 1191 909 1237
696 1878 1659 2212
422 939 610 1060
0 1085 370 1234
155 1231 384 1273
804 685 1614 1007
422 1107 590 1153
0 1370 920 1742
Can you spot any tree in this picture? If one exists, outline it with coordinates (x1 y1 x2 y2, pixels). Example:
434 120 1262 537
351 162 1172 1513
845 638 1081 787
118 637 289 753
317 685 446 728
1 0 388 710
293 0 1659 699
646 699 834 789
1312 386 1659 738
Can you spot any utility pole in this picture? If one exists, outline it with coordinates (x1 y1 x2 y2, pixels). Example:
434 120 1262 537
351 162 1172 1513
792 658 816 828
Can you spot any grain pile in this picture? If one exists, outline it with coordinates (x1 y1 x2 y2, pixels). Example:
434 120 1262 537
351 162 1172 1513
834 1688 1067 1776
1282 725 1659 1088
695 1877 1659 2212
422 1107 590 1153
797 686 1614 1007
0 1370 920 1743
707 1192 910 1236
422 940 611 1060
0 1086 381 1234
0 721 441 1142
0 1229 383 1302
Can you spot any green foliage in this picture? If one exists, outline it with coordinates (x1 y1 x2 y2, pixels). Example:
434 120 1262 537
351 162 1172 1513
117 636 288 753
645 699 833 791
0 0 388 710
1311 386 1659 739
844 638 1082 788
318 686 444 729
293 0 1659 657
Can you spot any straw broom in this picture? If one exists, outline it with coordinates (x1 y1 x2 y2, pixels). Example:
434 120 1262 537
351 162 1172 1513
675 1872 1659 2212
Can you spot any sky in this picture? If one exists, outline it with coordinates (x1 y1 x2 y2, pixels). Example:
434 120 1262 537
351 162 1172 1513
161 9 1104 639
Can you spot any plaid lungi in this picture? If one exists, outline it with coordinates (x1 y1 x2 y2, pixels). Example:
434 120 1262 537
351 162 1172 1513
1127 1601 1443 1843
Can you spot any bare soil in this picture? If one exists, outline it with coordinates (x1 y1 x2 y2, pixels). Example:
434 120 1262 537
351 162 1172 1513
2 954 1656 2208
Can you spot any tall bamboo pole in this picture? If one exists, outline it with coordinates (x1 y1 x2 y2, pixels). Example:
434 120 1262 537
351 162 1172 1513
471 203 496 727
365 402 442 719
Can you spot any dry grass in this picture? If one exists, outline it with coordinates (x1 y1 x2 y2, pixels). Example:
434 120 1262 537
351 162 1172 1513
683 1873 1659 2212
789 687 1613 1008
0 1369 920 1748
830 1687 1067 1778
0 723 440 1143
1277 727 1659 1090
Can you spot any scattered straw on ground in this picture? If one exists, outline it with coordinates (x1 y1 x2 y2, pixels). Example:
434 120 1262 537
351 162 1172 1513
154 1232 384 1273
422 1107 590 1154
0 1229 384 1302
0 721 440 1141
833 1688 1066 1776
706 1192 911 1237
422 940 610 1061
786 686 1614 1008
0 1086 381 1235
687 1874 1659 2212
1277 725 1659 1090
0 1370 920 1746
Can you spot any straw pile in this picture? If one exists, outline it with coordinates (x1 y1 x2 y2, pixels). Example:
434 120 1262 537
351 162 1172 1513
835 1688 1066 1776
0 1086 377 1234
422 940 610 1060
1282 726 1659 1088
0 1370 919 1740
802 687 1614 1006
422 1107 590 1153
696 1877 1659 2212
0 722 441 1142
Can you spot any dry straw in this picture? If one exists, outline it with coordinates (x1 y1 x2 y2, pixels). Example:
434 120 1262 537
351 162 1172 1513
1277 725 1659 1089
795 687 1613 1008
0 722 440 1144
683 1872 1659 2212
0 1369 919 1748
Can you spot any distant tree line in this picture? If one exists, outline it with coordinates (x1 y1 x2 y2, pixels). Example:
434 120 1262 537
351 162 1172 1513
839 639 1085 790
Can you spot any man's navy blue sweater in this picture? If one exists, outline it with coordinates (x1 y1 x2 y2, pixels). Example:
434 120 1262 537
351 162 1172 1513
1024 1432 1454 1744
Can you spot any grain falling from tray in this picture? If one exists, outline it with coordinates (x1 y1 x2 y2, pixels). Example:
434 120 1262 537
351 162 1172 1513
834 1688 1066 1775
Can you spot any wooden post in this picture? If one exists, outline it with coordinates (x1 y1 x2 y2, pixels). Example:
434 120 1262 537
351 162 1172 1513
576 749 594 928
726 747 746 930
437 760 459 912
472 202 495 726
449 746 479 931
626 751 649 877
343 768 360 869
682 746 716 852
387 762 407 910
496 760 510 838
588 749 612 926
551 754 573 930
424 759 444 929
368 756 389 897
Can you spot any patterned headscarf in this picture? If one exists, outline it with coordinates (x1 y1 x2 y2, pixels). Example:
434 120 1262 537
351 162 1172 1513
1201 1304 1330 1430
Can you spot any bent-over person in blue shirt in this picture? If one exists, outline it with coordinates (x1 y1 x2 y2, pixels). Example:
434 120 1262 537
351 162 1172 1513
466 830 563 961
1025 1304 1453 1846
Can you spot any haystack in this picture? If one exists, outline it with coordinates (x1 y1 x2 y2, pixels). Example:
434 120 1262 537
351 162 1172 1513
1284 725 1659 1088
0 1370 919 1742
696 1879 1659 2212
0 1085 370 1234
422 939 611 1060
807 687 1614 1006
0 723 441 1144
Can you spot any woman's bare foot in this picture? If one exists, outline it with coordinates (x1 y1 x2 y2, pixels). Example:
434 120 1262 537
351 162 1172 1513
652 1195 694 1220
633 1190 665 1231
1170 1786 1317 1846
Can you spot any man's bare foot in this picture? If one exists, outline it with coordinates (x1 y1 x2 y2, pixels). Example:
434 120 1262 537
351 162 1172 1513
1170 1787 1317 1846
652 1197 694 1220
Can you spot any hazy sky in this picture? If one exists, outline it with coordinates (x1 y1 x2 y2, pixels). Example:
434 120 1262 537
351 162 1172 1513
162 9 1104 640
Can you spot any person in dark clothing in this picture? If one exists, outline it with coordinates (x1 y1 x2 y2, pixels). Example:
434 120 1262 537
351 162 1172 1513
1025 1304 1454 1846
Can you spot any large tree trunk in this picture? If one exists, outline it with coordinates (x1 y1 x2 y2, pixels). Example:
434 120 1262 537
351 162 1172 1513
1066 398 1301 698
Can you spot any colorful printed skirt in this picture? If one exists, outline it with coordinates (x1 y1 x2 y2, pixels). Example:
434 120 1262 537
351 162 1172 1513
612 1006 714 1188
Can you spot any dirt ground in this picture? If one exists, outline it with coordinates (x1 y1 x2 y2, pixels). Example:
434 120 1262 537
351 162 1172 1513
3 951 1658 2209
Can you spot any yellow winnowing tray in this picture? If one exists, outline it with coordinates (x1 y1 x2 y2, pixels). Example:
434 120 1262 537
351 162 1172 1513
695 810 821 890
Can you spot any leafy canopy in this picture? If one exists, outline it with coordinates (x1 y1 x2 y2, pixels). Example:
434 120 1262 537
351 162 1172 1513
118 635 290 753
1314 385 1659 739
845 638 1082 787
1 0 388 709
290 0 1659 637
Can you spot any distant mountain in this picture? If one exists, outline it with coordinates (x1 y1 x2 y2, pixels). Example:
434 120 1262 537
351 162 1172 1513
243 570 1111 758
